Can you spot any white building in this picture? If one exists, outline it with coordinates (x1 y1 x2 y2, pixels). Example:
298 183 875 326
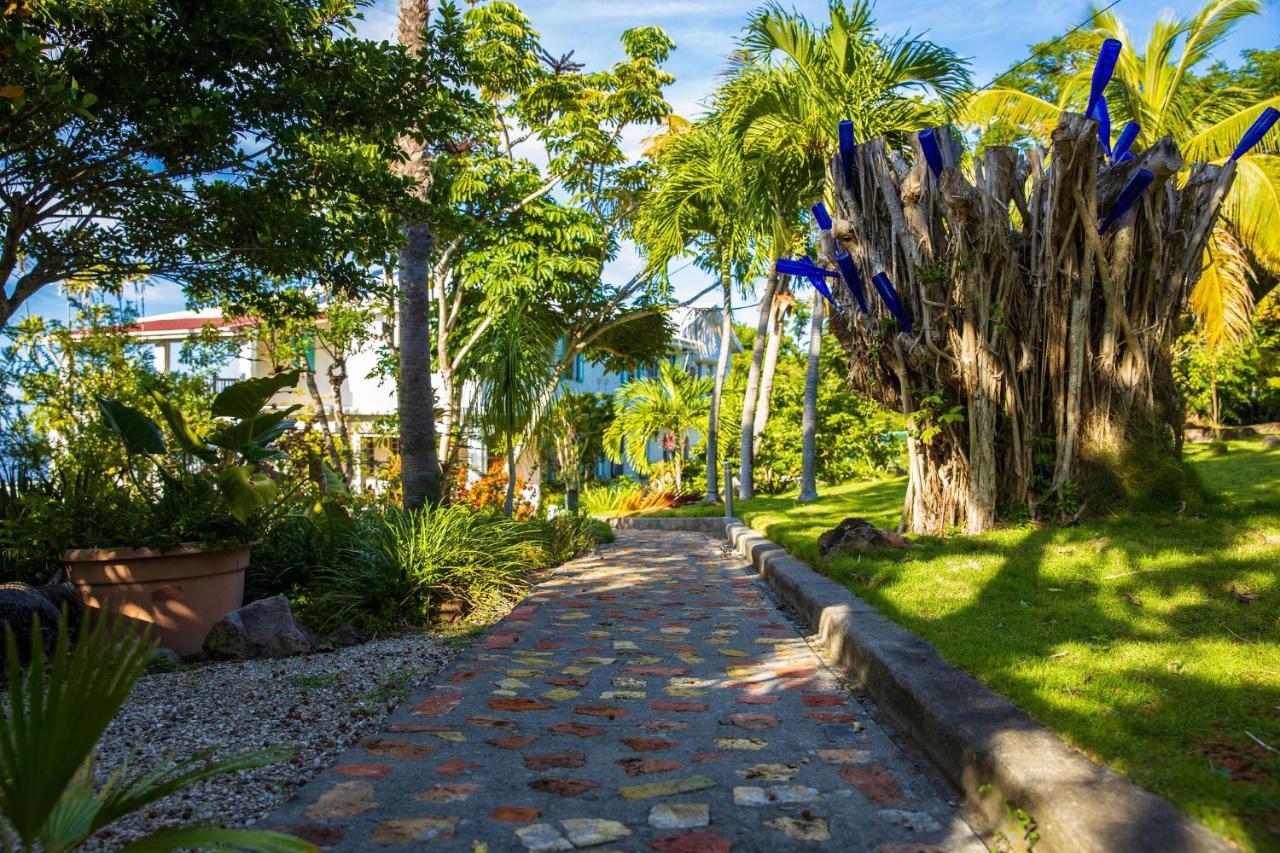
126 305 741 491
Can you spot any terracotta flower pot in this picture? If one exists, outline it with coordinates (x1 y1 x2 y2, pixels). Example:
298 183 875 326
64 544 250 656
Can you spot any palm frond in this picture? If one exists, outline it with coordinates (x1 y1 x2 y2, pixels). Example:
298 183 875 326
1191 227 1255 346
960 88 1062 137
119 826 318 852
1182 95 1280 162
1225 154 1280 276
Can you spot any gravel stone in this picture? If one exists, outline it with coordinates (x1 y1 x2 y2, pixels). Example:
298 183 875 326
82 631 453 850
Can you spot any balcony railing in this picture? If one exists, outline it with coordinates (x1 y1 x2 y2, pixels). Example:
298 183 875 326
212 376 239 393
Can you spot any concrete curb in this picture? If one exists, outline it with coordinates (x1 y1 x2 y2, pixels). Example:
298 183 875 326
606 515 727 533
720 518 1229 853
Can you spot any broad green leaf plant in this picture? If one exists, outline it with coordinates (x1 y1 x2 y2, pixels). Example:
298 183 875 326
98 371 304 528
0 615 312 851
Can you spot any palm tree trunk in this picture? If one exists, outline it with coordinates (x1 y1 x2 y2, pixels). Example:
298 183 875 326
396 0 442 510
303 368 345 482
738 267 780 500
327 357 355 479
398 224 443 509
705 263 732 502
798 288 824 503
754 291 787 455
504 433 517 518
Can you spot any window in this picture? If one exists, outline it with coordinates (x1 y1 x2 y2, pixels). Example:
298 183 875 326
573 354 585 382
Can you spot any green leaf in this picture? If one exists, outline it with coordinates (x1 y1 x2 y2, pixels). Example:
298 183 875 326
97 398 166 455
207 409 300 456
0 616 153 849
217 466 277 522
92 750 285 834
321 461 350 497
119 826 317 852
211 371 301 420
149 392 217 463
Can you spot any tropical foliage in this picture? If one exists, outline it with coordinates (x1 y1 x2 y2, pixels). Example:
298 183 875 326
604 361 713 491
0 616 309 852
686 1 970 500
542 392 614 511
0 0 424 329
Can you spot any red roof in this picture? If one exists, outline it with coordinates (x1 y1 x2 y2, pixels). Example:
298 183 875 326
127 316 256 334
70 315 257 337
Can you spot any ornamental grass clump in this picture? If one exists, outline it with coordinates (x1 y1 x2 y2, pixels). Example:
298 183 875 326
311 504 536 632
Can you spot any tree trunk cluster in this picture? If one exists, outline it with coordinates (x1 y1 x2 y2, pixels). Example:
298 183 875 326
826 113 1234 534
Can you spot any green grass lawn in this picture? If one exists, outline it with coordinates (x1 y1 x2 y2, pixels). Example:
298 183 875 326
656 439 1280 849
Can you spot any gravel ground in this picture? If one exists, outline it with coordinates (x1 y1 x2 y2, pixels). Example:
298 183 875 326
84 632 455 850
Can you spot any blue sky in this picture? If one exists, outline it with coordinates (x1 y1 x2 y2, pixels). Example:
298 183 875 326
24 0 1279 323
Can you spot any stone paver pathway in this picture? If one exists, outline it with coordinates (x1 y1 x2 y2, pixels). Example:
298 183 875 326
267 531 985 851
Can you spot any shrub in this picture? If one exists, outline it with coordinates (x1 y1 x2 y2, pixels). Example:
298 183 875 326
579 479 702 517
247 498 360 606
447 460 535 519
534 513 614 565
309 504 537 633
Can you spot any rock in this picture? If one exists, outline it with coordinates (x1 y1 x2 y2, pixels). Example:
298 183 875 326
203 595 315 659
330 623 367 647
147 647 184 672
817 517 909 557
0 582 60 663
1263 435 1279 450
36 582 82 637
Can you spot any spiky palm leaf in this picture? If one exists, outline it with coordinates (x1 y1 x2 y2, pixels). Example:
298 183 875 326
735 1 970 155
1193 229 1256 347
961 0 1280 344
0 616 311 852
604 361 713 476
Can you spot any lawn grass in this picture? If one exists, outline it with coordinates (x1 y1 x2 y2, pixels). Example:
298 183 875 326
654 439 1280 849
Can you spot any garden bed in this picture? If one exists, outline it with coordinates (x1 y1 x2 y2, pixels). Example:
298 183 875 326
653 438 1280 849
83 632 455 850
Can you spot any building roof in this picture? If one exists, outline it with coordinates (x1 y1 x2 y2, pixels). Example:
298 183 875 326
73 308 257 340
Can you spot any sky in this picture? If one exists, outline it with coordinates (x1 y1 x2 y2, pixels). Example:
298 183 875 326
23 0 1279 324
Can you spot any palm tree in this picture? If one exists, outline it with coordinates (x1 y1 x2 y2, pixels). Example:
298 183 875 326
472 312 555 517
633 122 756 502
543 391 613 512
717 2 970 499
730 2 970 162
963 0 1280 345
396 0 443 509
753 283 796 454
604 361 713 492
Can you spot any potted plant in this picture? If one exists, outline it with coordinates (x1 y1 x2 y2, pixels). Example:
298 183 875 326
63 371 303 656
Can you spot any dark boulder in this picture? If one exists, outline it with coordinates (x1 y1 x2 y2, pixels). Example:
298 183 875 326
330 623 367 647
37 582 82 638
203 594 316 659
0 582 61 663
816 517 911 558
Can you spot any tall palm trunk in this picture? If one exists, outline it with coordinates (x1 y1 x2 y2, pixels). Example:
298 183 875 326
705 261 733 502
738 267 780 499
396 0 442 510
754 290 787 455
504 434 517 518
798 288 824 503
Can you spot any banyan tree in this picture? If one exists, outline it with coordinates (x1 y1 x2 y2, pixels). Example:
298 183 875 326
804 45 1277 535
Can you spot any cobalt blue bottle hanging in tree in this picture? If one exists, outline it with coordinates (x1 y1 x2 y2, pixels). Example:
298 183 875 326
871 272 912 334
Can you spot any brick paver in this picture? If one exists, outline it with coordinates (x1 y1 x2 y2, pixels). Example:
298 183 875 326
267 531 985 851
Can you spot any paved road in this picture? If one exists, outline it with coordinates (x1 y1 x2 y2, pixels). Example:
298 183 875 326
267 531 985 851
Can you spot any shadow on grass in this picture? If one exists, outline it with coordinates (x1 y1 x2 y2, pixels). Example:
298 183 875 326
731 444 1280 848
